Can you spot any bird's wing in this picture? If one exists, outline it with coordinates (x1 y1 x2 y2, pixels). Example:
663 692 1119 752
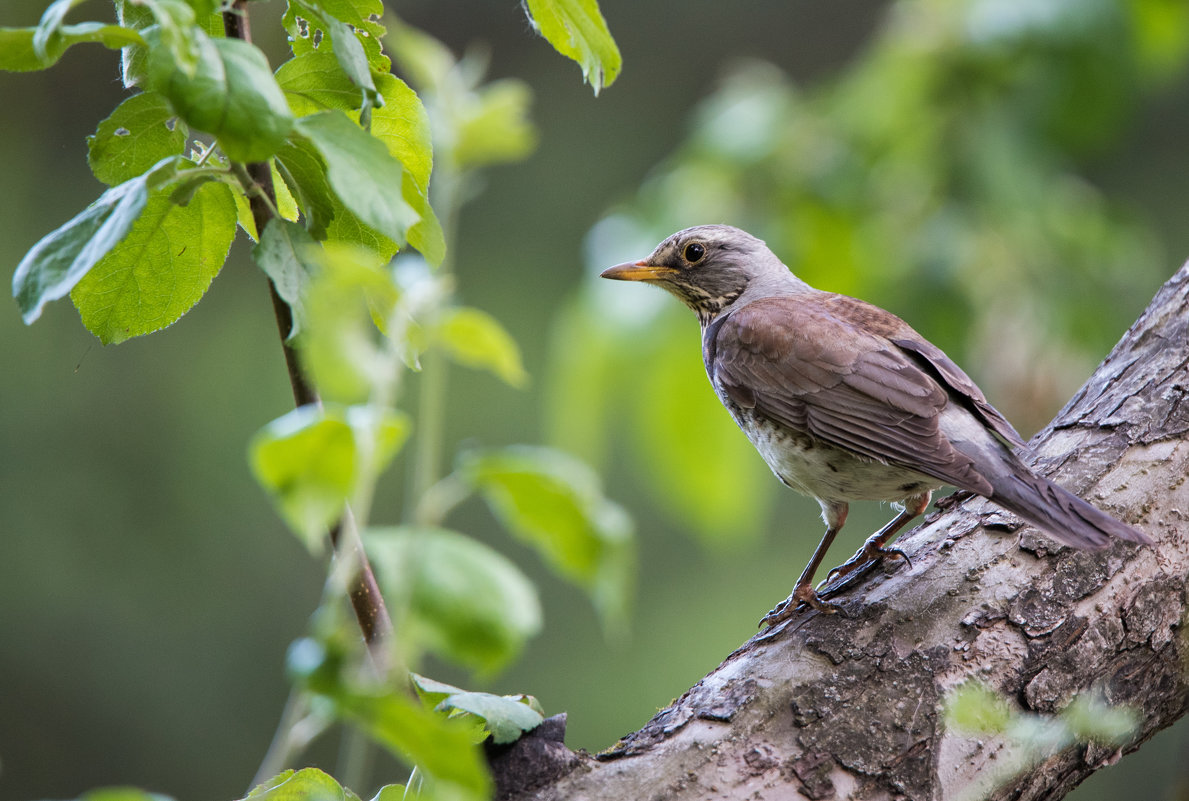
707 295 995 495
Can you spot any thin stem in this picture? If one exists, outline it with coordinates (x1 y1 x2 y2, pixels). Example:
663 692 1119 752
223 0 395 785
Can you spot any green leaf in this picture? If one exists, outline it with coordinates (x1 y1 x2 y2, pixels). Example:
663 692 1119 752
247 768 348 801
944 681 1013 734
436 691 544 745
336 690 490 799
274 136 337 239
139 0 200 76
300 244 398 403
436 306 527 387
250 405 357 550
12 156 182 324
70 179 237 344
522 0 621 95
146 26 294 162
0 23 144 72
461 446 634 627
88 92 187 186
325 14 381 109
294 111 418 245
282 0 389 75
368 527 543 673
454 79 538 169
234 162 299 240
1061 693 1139 746
277 51 361 116
370 74 432 191
254 219 320 340
32 0 89 62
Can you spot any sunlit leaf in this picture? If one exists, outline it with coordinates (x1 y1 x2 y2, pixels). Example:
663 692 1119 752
70 179 237 344
460 446 634 626
246 768 348 801
454 79 538 169
368 527 542 673
334 689 490 799
944 681 1013 734
0 23 143 72
294 111 417 245
277 50 360 116
88 92 188 186
249 404 357 550
436 306 527 387
299 243 398 403
522 0 621 94
145 26 294 162
435 691 544 745
282 0 389 74
13 156 183 324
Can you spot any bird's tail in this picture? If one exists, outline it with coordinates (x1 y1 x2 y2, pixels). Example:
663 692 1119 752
988 469 1152 549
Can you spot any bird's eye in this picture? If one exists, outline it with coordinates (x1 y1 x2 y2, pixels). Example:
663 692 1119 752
683 242 706 264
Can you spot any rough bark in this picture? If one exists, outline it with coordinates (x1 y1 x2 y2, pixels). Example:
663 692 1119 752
505 262 1189 801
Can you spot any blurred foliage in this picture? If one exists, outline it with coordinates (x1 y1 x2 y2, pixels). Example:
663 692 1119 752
3 0 628 799
945 681 1141 799
550 0 1189 546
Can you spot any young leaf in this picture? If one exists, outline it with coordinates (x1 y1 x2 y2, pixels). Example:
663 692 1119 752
277 50 360 116
522 0 621 95
436 306 527 387
13 156 182 324
246 767 349 801
70 179 237 344
944 681 1014 734
294 111 417 245
145 27 294 162
435 691 544 745
88 92 187 186
0 24 144 72
454 80 538 169
334 690 490 800
249 404 358 550
274 136 337 239
32 0 90 62
368 527 543 674
300 244 398 403
370 74 432 191
253 219 320 339
234 163 299 240
460 446 634 626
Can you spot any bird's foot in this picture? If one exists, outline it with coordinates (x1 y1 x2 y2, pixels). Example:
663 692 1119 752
824 542 912 588
759 583 840 629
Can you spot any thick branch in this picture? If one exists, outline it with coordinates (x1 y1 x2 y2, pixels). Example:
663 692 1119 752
222 1 391 648
511 263 1189 801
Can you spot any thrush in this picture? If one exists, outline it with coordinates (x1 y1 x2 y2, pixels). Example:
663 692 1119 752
601 224 1152 627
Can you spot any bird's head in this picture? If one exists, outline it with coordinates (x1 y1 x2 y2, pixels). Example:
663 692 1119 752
600 225 795 324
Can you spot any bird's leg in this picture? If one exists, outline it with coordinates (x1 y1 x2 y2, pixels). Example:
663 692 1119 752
760 502 848 628
823 491 931 589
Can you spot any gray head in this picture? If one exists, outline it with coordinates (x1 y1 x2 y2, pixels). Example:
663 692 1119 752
601 225 801 324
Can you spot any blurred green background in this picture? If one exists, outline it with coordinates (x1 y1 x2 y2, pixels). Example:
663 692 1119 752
2 1 1188 800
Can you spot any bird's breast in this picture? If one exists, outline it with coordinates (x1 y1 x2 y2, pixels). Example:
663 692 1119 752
713 384 941 504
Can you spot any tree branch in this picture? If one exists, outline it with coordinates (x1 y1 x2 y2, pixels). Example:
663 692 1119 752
222 0 392 649
508 262 1189 801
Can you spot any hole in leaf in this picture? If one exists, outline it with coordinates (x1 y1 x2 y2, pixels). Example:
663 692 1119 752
296 17 309 37
312 28 323 47
165 118 177 131
114 127 130 136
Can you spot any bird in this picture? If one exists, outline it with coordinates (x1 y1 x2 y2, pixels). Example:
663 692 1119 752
601 224 1152 628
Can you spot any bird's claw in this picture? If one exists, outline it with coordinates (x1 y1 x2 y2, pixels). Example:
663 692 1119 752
825 543 912 586
759 584 840 629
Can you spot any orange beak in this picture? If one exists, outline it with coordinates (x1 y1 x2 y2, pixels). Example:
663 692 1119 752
600 260 679 282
